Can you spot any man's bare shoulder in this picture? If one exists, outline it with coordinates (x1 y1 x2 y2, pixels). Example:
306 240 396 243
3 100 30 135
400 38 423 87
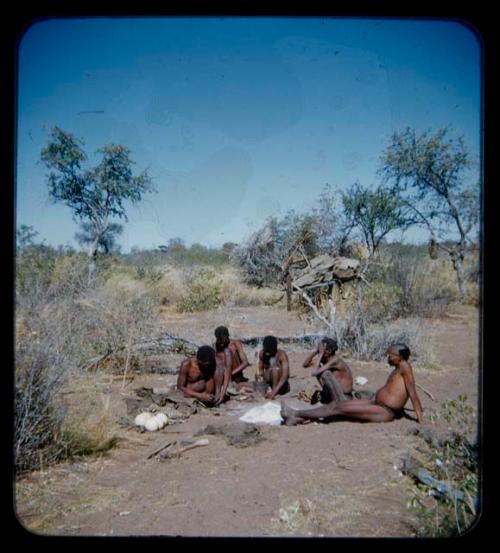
399 360 414 372
328 354 350 370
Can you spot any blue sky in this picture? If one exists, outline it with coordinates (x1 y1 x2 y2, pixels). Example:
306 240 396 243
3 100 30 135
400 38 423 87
16 17 481 251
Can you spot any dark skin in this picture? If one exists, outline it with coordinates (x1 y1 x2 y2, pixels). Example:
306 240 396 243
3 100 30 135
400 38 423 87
214 336 251 382
303 341 354 397
258 347 290 400
177 355 226 406
214 346 232 403
282 346 425 425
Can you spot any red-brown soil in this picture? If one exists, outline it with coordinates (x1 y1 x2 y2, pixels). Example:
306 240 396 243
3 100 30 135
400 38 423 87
15 304 480 537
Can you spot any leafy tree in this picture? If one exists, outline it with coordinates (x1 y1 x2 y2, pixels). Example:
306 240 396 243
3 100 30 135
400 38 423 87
16 224 39 250
75 221 123 255
379 127 480 298
41 127 155 279
342 182 414 269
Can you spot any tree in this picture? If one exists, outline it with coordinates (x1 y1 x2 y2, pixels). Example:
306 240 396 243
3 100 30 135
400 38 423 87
16 224 39 250
342 182 414 270
75 221 123 255
41 127 155 280
379 127 480 298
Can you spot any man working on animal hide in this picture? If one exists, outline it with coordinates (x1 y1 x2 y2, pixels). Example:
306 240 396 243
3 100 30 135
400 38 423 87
213 325 251 385
177 345 228 407
258 335 290 400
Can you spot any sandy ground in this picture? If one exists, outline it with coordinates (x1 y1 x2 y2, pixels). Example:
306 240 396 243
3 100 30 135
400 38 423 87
15 304 480 537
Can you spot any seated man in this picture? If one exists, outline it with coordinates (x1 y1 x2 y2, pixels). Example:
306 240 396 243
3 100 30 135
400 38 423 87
281 343 424 425
177 345 227 407
213 326 251 384
302 337 353 403
258 335 290 400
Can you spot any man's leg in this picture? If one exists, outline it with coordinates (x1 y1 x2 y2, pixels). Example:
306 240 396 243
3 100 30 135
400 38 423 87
281 398 394 425
318 370 347 402
269 367 290 395
214 364 226 397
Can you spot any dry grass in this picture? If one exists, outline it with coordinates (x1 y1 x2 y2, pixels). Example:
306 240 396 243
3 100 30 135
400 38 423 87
148 264 283 312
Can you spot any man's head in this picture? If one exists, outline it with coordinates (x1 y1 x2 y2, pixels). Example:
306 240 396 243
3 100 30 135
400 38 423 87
262 335 278 359
196 345 217 372
214 326 230 349
387 343 411 365
321 337 338 356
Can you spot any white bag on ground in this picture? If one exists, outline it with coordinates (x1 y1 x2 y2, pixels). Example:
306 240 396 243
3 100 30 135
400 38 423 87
239 402 283 426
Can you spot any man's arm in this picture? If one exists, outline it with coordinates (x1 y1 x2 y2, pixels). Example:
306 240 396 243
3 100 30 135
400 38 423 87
303 350 318 368
267 351 290 399
402 362 424 423
230 341 251 377
177 360 214 402
257 350 264 380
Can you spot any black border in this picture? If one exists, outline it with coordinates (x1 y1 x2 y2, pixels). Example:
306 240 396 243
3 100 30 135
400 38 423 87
3 1 495 546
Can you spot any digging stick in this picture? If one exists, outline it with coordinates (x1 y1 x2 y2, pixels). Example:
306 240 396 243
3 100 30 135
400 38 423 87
161 438 209 459
416 383 435 401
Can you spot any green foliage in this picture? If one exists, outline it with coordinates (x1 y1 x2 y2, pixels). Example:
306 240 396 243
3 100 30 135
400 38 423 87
75 221 123 254
407 396 479 537
176 268 223 312
40 127 155 260
124 240 230 268
380 127 480 298
342 182 413 257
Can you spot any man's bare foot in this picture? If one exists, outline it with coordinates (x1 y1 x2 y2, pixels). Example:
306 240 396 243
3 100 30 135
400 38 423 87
280 401 305 426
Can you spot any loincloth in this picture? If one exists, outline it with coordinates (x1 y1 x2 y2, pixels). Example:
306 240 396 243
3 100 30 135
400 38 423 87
374 399 405 419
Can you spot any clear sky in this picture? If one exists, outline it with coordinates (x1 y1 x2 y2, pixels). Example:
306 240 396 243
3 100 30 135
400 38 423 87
16 16 481 252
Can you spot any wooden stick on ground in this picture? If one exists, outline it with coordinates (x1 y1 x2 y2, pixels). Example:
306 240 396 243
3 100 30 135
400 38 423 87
147 439 176 459
416 383 435 401
160 438 209 460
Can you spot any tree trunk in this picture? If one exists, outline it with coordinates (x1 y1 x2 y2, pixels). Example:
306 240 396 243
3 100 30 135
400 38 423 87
87 239 99 284
451 251 467 299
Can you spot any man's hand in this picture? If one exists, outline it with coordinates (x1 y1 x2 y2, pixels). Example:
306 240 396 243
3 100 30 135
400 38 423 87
199 392 215 403
215 392 225 406
265 391 275 400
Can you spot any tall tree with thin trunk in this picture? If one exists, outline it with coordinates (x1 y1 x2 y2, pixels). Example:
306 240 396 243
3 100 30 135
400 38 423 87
379 127 480 298
41 127 155 281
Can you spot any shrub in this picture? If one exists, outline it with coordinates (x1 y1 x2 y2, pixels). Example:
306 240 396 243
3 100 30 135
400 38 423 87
176 267 223 312
14 313 71 472
74 276 158 370
334 312 433 365
406 396 479 537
